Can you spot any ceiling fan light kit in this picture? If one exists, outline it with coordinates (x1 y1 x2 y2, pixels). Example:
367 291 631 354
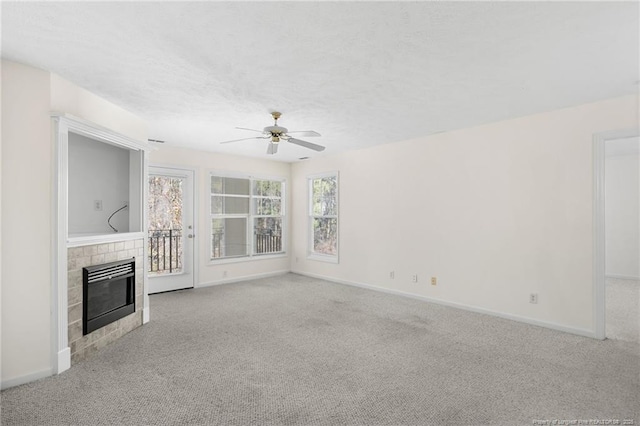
220 112 325 155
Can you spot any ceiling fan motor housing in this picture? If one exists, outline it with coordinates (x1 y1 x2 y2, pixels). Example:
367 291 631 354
263 125 288 135
264 125 287 143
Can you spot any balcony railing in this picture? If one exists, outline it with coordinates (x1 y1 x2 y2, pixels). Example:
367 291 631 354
149 229 182 274
211 230 282 258
150 229 283 268
255 232 282 254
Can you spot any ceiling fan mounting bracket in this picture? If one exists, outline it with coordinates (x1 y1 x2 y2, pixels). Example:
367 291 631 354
271 111 282 121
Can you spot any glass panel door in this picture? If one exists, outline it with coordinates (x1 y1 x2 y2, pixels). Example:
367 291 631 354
148 167 194 294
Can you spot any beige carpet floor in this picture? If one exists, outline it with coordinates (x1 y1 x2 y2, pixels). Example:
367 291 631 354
606 277 640 343
2 273 639 425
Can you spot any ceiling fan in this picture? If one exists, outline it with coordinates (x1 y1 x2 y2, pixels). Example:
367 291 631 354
220 112 325 155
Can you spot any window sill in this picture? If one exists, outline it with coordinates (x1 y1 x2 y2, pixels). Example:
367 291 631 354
208 252 288 266
307 253 339 264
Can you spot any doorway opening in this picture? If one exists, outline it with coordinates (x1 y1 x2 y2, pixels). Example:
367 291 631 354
594 130 639 341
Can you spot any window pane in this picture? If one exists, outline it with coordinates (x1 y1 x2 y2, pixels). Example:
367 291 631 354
313 217 337 255
223 177 250 195
312 177 337 216
148 176 184 275
314 176 337 197
224 197 249 214
210 196 223 214
211 176 223 194
254 217 283 254
254 198 281 216
211 218 247 258
253 180 282 197
312 195 337 216
149 176 184 231
211 196 249 215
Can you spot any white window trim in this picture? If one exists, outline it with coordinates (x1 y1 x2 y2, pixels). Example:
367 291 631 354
308 171 339 263
209 171 287 262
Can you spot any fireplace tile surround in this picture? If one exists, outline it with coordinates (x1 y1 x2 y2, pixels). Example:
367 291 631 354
67 239 144 364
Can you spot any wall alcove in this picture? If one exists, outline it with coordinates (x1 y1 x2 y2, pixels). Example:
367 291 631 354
68 132 142 239
53 113 148 246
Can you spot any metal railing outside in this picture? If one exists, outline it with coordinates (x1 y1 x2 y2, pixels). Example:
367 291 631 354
148 229 182 274
211 230 282 258
255 232 282 254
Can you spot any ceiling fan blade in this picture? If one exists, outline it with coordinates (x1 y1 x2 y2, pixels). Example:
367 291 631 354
286 130 321 137
220 136 267 144
287 138 326 152
235 127 265 133
267 143 279 155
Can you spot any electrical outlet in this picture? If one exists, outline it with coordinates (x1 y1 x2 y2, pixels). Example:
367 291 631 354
94 200 103 211
529 293 538 304
412 274 418 283
390 271 395 279
431 277 437 286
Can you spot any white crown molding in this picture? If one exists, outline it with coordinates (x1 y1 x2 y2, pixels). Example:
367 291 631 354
51 113 152 152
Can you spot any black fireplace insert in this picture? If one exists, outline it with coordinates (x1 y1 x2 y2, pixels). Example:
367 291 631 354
83 258 135 335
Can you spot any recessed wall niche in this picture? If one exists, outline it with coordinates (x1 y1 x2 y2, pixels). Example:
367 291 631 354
68 132 143 237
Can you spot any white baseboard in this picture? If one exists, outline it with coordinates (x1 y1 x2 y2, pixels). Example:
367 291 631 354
606 274 640 281
57 347 71 374
1 367 52 390
293 270 596 339
198 270 290 288
143 307 150 324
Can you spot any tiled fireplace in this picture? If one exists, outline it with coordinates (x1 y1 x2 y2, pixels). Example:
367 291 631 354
67 239 144 364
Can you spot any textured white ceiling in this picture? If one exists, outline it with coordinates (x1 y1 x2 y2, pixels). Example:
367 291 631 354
2 2 638 162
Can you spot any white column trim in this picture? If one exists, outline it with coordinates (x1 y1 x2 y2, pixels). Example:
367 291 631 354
592 133 606 341
142 146 151 323
52 117 70 373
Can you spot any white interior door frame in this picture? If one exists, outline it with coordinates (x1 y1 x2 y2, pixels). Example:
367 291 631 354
592 127 639 340
148 164 198 293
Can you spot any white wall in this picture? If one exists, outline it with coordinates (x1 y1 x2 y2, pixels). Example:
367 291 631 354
149 147 291 286
605 138 640 279
68 133 130 235
291 95 638 335
50 74 147 142
1 60 147 387
1 61 53 384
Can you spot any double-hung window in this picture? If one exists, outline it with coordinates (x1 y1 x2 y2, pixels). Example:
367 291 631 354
252 179 284 255
211 174 285 260
308 172 338 262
